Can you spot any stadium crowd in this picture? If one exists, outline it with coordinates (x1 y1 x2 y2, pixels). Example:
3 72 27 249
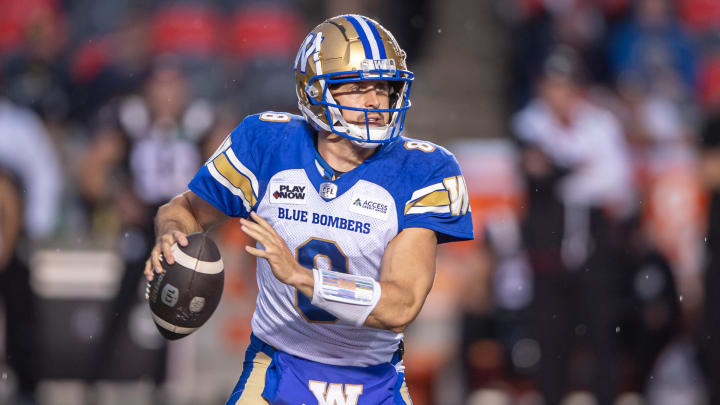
0 0 718 404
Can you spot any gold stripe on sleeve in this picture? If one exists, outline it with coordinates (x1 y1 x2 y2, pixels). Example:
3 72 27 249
213 153 257 206
404 190 450 214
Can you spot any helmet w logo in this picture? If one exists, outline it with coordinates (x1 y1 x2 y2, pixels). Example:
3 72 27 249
294 32 323 74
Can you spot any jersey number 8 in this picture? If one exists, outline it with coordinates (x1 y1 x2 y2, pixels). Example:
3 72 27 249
259 112 291 122
295 238 349 323
404 141 435 153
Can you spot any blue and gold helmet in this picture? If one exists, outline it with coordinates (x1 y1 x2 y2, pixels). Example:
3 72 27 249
294 15 413 147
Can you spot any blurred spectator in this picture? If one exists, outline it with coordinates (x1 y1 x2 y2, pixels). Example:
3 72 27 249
1 5 72 126
0 84 62 241
614 215 681 397
0 66 64 405
514 46 635 217
697 113 720 405
610 0 697 96
511 46 635 405
617 75 692 153
501 0 616 109
78 58 216 385
0 169 37 405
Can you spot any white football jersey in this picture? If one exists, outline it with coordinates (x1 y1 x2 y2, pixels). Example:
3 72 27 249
189 112 473 366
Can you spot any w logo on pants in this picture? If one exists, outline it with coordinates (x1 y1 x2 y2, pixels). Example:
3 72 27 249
308 381 363 405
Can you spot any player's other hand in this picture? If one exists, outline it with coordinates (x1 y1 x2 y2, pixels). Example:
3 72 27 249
144 230 189 282
241 212 302 285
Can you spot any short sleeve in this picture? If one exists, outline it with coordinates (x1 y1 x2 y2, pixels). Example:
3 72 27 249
400 152 474 244
188 120 260 217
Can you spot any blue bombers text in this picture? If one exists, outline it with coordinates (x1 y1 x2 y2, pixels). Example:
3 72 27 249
278 207 371 234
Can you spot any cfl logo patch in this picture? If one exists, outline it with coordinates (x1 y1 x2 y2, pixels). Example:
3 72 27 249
308 381 363 405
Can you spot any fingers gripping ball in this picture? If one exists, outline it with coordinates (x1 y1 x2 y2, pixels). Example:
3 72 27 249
147 233 224 340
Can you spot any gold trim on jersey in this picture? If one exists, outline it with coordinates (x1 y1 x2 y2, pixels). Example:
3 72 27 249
404 176 470 217
209 153 257 211
403 190 450 215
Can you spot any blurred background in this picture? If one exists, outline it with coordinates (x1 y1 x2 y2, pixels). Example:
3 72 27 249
0 0 719 404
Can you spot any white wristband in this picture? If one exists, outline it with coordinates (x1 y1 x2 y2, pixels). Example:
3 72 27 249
311 268 381 327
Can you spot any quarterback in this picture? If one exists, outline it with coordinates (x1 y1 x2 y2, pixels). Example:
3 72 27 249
144 15 473 405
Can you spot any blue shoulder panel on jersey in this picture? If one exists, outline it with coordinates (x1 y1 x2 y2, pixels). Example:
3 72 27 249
366 137 474 244
188 112 310 217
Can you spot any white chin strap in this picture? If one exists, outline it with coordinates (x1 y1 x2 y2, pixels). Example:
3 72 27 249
347 125 389 148
351 138 382 149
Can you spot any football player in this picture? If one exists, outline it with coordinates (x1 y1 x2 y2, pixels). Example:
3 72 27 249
144 15 473 404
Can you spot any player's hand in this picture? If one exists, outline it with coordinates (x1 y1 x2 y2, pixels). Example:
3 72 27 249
144 230 189 282
240 211 302 285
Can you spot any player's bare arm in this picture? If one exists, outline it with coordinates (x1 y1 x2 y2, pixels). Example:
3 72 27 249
144 190 228 281
241 211 437 333
364 227 437 332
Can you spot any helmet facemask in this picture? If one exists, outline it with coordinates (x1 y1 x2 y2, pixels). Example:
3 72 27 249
307 66 412 147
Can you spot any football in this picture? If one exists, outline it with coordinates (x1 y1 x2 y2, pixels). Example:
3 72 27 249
147 232 224 340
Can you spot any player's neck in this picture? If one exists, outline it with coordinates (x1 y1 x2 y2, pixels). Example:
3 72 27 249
316 132 376 173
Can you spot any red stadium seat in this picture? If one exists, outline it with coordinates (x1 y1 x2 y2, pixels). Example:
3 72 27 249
0 0 61 55
226 5 305 61
150 4 221 56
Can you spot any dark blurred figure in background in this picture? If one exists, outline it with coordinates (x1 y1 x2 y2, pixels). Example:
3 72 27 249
697 114 720 405
512 46 636 405
0 69 62 404
1 4 73 128
0 169 36 405
78 59 216 391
